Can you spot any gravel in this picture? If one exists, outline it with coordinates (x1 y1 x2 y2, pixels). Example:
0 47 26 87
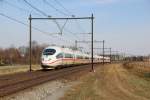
1 80 78 100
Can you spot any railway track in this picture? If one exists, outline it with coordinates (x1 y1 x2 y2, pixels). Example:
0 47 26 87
0 64 95 97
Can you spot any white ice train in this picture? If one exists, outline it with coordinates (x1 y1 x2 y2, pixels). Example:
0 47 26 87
41 46 110 69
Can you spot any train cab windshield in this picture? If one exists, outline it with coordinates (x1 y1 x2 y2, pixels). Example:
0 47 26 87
43 49 56 55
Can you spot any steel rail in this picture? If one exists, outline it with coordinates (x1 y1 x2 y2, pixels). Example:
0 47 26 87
0 64 94 97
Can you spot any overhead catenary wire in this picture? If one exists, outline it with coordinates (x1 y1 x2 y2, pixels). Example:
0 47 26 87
43 0 70 17
1 14 74 48
4 0 41 16
53 0 73 16
42 0 83 40
18 0 86 47
0 13 55 36
23 0 47 16
23 0 81 44
3 1 71 43
1 1 70 42
23 0 75 44
2 0 88 45
23 0 62 33
0 13 74 46
37 0 84 40
24 0 85 41
52 0 86 34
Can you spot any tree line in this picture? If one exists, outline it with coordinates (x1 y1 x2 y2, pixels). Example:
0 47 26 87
0 41 48 65
124 56 150 62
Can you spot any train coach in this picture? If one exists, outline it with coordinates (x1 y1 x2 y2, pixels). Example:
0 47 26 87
41 46 110 69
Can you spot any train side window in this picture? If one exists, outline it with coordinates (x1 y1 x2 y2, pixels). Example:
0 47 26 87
77 55 83 59
65 53 73 58
56 53 63 58
70 54 73 58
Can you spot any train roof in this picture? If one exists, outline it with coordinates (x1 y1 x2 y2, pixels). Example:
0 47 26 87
44 46 81 53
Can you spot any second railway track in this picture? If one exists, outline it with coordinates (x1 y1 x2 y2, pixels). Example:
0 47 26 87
0 64 96 97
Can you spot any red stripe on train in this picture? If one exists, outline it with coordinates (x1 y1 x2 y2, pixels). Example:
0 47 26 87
43 58 89 64
46 58 74 64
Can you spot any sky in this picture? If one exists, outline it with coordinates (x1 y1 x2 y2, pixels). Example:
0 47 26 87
0 0 150 56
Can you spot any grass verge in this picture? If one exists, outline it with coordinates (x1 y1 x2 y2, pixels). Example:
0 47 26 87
0 65 41 75
62 63 150 100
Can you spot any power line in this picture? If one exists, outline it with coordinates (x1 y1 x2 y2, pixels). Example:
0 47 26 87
63 28 83 40
0 13 56 37
74 19 86 34
43 0 70 16
23 0 86 45
23 0 62 32
1 1 81 47
23 0 61 32
52 0 86 33
53 0 73 16
3 1 58 36
2 1 68 41
2 1 51 34
42 0 84 38
42 0 86 37
23 0 47 16
4 0 41 16
25 0 82 41
0 13 74 45
23 0 74 44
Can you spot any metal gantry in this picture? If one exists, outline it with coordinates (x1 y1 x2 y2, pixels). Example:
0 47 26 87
28 14 95 72
93 47 111 64
111 51 120 61
75 40 105 67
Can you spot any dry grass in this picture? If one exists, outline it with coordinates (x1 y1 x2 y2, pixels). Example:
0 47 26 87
123 62 150 78
62 63 150 100
0 65 41 75
124 62 150 70
62 69 101 100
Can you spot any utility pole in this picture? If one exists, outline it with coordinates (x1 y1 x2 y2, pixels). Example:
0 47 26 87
117 51 119 61
91 14 94 72
93 47 111 64
29 14 32 71
102 40 105 65
110 48 111 63
75 40 77 50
